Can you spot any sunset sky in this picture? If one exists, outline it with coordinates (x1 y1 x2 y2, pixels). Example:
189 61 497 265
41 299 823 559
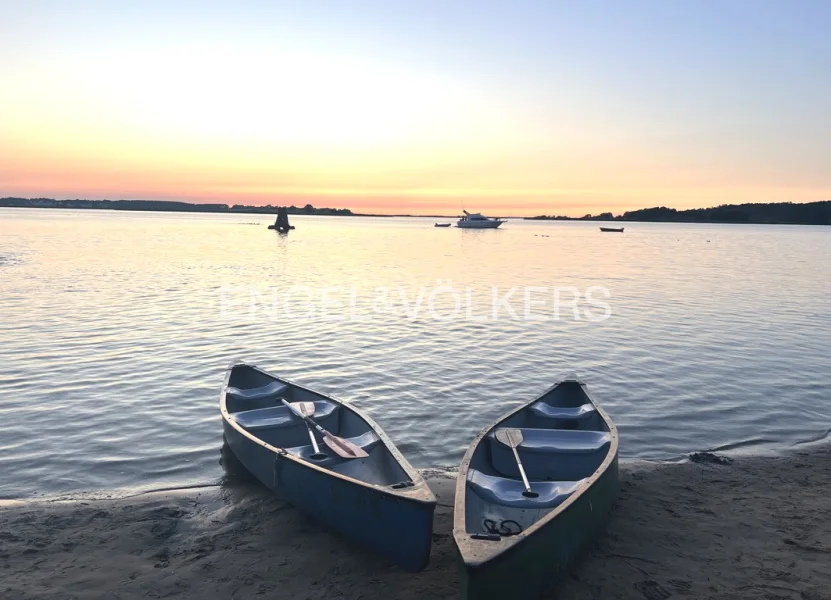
1 1 829 216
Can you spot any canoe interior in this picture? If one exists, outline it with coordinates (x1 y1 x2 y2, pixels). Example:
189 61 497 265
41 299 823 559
464 379 612 537
225 364 409 487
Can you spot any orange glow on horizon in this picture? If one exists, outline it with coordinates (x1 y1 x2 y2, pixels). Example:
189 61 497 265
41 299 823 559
2 21 828 217
4 121 827 216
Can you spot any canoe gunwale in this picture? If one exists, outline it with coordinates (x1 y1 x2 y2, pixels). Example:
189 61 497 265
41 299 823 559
219 362 435 505
453 377 619 566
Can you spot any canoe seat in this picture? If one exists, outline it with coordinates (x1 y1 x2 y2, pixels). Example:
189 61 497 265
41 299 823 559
530 402 595 420
234 401 337 431
492 428 611 454
467 469 585 509
227 381 289 401
286 430 381 464
489 429 612 480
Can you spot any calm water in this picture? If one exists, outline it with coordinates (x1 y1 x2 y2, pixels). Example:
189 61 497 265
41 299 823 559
1 208 829 499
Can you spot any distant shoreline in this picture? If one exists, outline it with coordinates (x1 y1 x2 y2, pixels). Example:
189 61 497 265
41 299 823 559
0 197 359 217
0 197 461 219
0 198 462 219
1 197 829 225
526 200 830 226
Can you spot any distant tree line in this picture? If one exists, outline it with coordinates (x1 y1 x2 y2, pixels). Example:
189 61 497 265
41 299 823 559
527 201 831 225
0 197 353 216
3 197 829 224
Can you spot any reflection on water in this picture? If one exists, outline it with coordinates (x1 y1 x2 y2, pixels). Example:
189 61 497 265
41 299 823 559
0 208 830 498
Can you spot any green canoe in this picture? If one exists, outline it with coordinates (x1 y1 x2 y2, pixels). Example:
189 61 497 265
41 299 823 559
453 377 619 599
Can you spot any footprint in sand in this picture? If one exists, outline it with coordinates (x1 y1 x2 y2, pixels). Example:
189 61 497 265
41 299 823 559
635 580 671 600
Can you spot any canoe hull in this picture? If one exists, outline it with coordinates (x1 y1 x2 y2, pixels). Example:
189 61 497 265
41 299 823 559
222 419 435 572
459 452 619 599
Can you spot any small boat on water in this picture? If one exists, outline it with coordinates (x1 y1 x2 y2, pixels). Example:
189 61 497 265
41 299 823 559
453 377 618 599
599 227 624 232
435 222 452 227
457 210 505 229
220 363 437 572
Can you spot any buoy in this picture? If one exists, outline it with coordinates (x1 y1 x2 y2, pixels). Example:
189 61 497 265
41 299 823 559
269 207 296 233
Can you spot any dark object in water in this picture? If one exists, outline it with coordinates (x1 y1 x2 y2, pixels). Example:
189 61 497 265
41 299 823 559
268 207 296 232
435 223 452 227
454 376 618 599
689 452 733 465
599 227 624 233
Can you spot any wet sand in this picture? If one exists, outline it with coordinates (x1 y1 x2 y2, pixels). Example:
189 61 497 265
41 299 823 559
2 446 830 600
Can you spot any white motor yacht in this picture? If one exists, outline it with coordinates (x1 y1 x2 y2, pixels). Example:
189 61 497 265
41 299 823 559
456 210 505 229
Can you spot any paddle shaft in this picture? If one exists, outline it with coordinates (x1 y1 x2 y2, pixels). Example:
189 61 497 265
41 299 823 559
496 428 534 496
281 399 360 456
511 446 532 494
283 399 332 437
305 424 322 455
296 403 323 456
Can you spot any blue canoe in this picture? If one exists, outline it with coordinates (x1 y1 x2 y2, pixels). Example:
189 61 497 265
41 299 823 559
220 363 437 572
453 377 619 599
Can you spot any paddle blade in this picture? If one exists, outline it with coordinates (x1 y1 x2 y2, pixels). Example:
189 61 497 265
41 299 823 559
292 401 316 417
322 434 369 459
494 428 524 448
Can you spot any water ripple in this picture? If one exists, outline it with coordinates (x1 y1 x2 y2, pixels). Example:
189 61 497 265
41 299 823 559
1 209 830 498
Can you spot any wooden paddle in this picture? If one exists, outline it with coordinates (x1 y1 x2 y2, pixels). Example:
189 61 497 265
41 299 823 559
494 428 538 498
292 402 328 460
281 399 369 459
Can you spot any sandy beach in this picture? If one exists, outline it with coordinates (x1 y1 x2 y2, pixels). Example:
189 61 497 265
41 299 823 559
2 445 830 600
